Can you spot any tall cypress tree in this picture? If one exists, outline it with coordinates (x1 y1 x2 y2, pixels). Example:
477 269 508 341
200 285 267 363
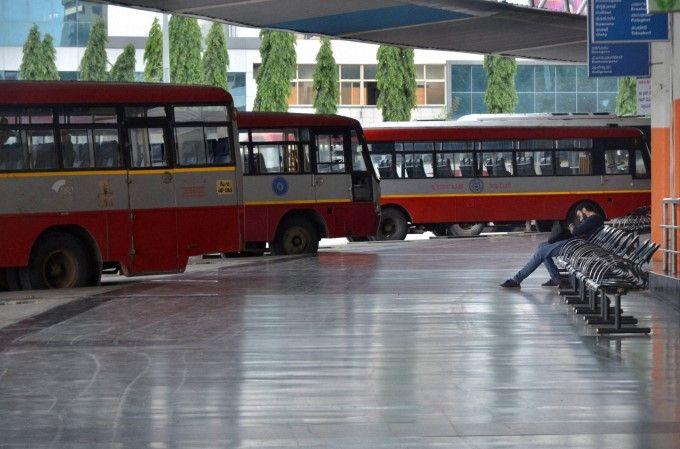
110 44 136 82
312 37 338 114
169 16 203 84
144 17 163 82
253 30 296 112
79 19 108 81
616 77 637 116
42 34 60 81
483 55 518 113
202 22 229 90
376 45 416 121
19 25 45 80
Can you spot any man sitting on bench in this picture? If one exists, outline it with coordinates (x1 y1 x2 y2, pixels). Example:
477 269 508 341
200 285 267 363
501 204 604 288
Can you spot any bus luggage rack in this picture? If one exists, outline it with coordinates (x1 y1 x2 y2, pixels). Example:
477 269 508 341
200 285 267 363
611 206 651 233
555 226 659 335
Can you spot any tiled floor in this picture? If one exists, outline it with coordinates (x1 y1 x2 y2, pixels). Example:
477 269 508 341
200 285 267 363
0 234 678 448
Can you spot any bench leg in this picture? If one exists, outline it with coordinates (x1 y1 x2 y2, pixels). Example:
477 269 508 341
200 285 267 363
595 293 651 335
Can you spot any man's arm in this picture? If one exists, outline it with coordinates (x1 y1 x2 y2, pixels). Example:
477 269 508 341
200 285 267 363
572 215 604 237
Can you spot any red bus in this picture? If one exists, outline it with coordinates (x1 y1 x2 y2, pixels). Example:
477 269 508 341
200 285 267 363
0 81 241 290
238 112 380 255
365 118 651 239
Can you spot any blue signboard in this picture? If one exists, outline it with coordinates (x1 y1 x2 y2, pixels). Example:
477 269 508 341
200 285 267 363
588 42 650 77
591 0 668 42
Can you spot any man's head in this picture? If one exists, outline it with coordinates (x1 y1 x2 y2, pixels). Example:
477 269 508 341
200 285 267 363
580 203 598 217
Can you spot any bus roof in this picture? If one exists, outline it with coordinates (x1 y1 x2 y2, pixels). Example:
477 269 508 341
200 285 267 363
0 81 233 106
364 126 645 142
237 111 361 129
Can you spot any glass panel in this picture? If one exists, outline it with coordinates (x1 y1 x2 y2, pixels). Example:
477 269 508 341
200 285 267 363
175 126 207 166
351 131 367 171
251 130 296 142
174 105 228 122
516 66 534 92
556 66 576 92
536 93 556 112
396 153 407 178
288 83 298 105
27 130 57 169
341 64 360 79
415 65 425 79
479 152 513 176
556 93 576 112
604 149 630 174
471 65 487 92
24 108 53 125
126 106 166 118
201 105 229 122
452 65 471 92
0 108 20 125
426 65 445 79
298 81 314 105
414 142 434 152
517 93 534 113
435 153 460 177
365 81 378 105
422 154 433 178
576 66 597 92
556 139 593 149
369 142 395 153
518 140 553 150
60 107 117 124
516 151 540 176
635 150 648 177
556 150 592 175
471 93 486 114
598 77 619 92
0 129 27 170
598 92 617 112
537 151 555 176
340 82 361 105
456 153 475 177
205 126 232 165
129 128 167 168
93 129 121 168
416 83 426 105
577 93 598 112
441 141 472 151
252 144 282 173
481 140 514 150
316 134 345 173
535 65 555 92
239 132 249 144
426 82 445 105
61 129 92 168
363 65 378 79
371 154 394 179
241 145 250 174
298 64 315 79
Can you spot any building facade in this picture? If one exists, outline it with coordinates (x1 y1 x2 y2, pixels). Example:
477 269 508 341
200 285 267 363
0 1 621 125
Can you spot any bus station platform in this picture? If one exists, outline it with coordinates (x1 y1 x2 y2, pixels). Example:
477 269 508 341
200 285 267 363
0 234 678 448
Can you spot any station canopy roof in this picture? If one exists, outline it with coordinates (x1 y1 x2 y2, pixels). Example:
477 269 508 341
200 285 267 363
101 0 587 62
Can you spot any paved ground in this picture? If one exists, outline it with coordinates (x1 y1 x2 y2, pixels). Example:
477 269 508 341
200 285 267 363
0 234 678 448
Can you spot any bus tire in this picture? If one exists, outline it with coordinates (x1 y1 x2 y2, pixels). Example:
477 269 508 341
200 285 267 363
271 217 319 256
24 232 93 290
2 268 22 291
536 220 558 233
448 223 485 237
0 269 8 291
376 208 409 241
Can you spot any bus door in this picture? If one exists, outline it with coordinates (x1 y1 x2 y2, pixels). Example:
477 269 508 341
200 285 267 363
311 130 353 204
124 110 178 274
349 129 379 208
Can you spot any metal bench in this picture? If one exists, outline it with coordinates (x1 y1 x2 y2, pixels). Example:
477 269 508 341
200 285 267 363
555 226 659 335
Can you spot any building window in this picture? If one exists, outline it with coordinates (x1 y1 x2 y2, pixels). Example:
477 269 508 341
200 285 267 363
228 72 246 110
289 64 315 106
416 65 446 106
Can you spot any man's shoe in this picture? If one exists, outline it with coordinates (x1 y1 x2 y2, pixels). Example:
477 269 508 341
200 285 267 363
541 279 560 287
500 279 521 288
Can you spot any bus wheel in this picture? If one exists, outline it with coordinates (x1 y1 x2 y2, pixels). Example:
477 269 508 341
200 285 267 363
376 208 408 240
24 233 92 290
271 218 319 256
5 268 23 291
536 220 557 233
448 223 485 237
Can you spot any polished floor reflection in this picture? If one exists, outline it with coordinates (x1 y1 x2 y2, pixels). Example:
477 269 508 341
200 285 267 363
0 235 678 448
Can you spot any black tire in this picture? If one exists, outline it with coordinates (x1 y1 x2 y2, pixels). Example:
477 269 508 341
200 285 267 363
430 225 448 237
0 269 8 291
271 217 319 256
5 268 23 291
24 232 93 290
448 222 485 237
376 208 409 241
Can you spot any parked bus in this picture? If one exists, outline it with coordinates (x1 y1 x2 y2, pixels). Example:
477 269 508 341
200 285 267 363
0 81 241 290
238 112 380 255
365 117 651 239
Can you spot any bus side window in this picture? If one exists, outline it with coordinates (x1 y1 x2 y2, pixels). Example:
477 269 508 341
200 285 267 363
129 128 168 168
604 149 629 175
634 149 649 178
27 130 57 170
315 134 346 173
556 139 593 175
0 129 27 171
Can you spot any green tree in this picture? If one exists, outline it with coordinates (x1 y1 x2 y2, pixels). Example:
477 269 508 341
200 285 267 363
169 15 203 84
79 19 108 81
110 44 136 82
312 37 339 114
41 34 60 81
19 25 45 80
616 76 637 116
144 17 163 82
202 22 229 90
253 30 296 112
483 55 518 113
376 45 417 121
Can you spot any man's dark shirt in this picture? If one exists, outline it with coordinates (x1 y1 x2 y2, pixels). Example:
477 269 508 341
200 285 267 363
572 214 604 239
